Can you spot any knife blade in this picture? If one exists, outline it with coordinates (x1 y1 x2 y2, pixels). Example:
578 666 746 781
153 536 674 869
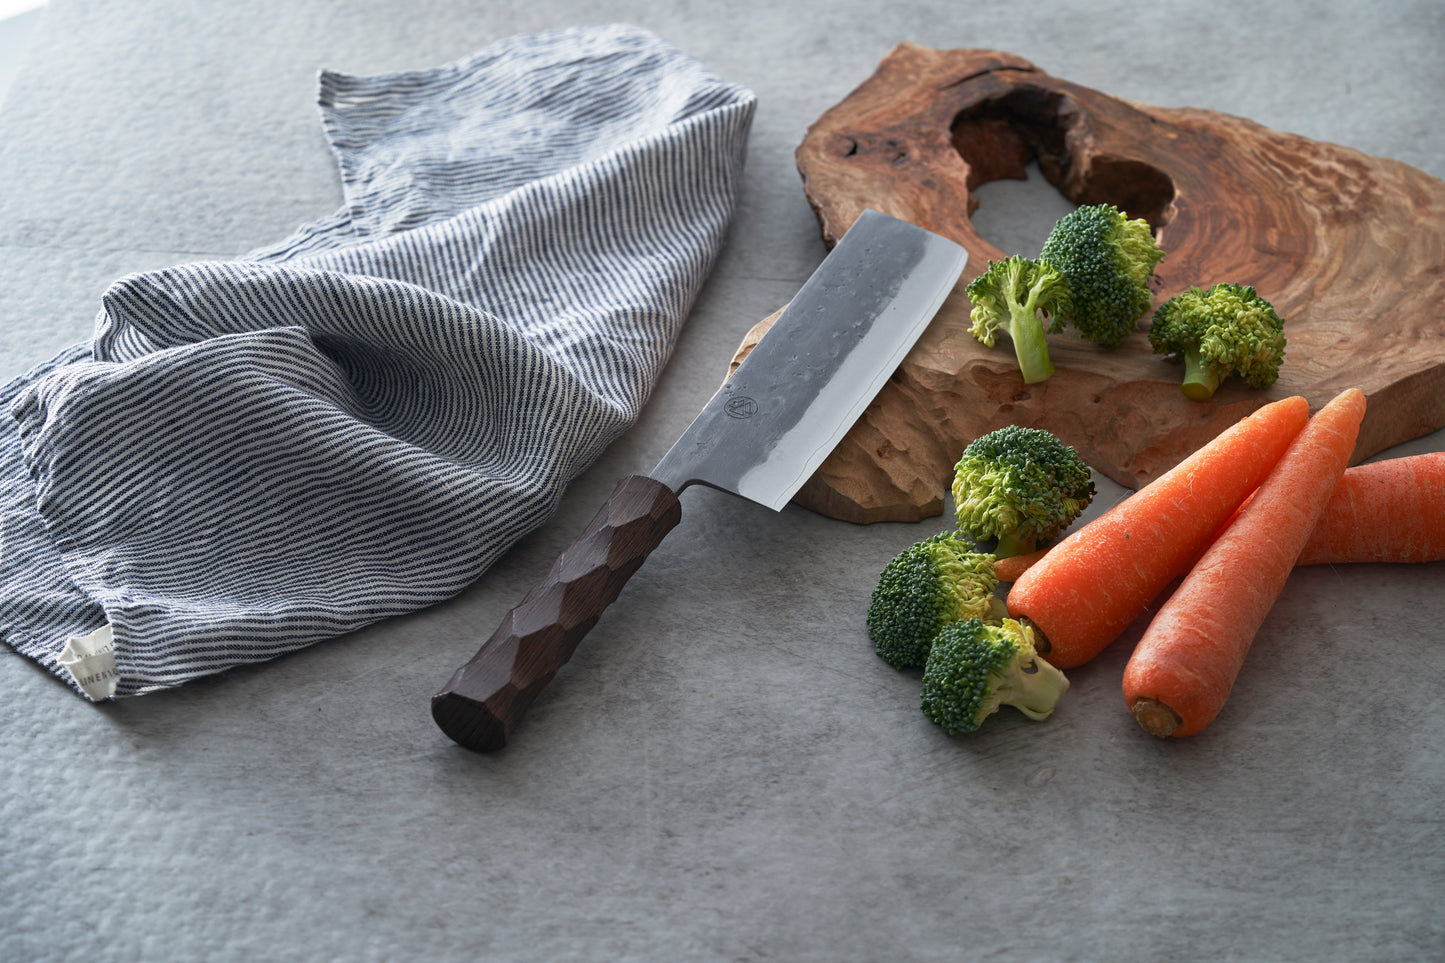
432 209 967 751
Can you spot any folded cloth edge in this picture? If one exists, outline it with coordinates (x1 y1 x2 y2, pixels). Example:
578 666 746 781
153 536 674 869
0 24 757 699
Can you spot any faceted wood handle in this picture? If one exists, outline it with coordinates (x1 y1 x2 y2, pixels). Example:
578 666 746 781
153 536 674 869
432 474 683 751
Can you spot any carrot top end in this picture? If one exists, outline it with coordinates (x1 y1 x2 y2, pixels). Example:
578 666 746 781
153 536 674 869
1131 697 1182 737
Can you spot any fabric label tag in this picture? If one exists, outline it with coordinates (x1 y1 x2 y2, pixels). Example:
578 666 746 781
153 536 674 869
57 624 119 700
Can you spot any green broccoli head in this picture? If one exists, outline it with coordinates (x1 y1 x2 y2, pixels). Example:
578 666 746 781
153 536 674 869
1148 282 1287 402
920 617 1070 734
951 425 1095 558
1040 203 1165 348
965 255 1075 384
866 532 1007 670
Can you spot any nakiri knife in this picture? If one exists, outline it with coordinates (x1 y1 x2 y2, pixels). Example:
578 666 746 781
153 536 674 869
432 209 967 751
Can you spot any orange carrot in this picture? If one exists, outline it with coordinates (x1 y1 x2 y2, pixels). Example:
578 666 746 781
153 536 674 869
1296 452 1445 565
1123 388 1367 738
1186 451 1445 570
1006 395 1310 669
998 451 1440 588
994 548 1048 583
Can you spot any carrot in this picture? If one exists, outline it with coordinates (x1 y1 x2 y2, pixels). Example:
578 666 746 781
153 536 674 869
999 450 1439 593
1183 451 1445 570
994 547 1048 583
1123 387 1367 738
1006 395 1310 669
1296 452 1445 565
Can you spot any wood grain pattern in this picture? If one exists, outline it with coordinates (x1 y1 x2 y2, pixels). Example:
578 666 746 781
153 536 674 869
736 45 1445 524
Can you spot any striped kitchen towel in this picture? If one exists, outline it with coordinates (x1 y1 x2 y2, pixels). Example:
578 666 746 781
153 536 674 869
0 24 756 699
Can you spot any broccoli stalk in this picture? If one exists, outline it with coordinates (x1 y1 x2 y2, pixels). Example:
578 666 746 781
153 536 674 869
964 255 1074 384
866 532 1008 670
920 618 1069 734
1040 203 1166 347
951 425 1095 558
1148 282 1287 402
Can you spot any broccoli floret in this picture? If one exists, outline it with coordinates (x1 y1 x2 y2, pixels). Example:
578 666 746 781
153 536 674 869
866 532 1008 669
951 425 1095 558
920 617 1069 734
1040 203 1166 347
1148 282 1287 402
965 255 1075 384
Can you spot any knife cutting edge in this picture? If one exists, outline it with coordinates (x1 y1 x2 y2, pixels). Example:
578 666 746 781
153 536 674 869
432 209 967 751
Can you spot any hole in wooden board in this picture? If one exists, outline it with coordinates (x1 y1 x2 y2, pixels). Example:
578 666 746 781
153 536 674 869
951 90 1176 256
969 161 1076 258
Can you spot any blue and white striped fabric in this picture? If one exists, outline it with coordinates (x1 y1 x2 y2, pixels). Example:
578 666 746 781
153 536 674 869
0 24 756 698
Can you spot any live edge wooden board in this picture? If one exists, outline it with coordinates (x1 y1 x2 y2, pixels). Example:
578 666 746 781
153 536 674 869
730 45 1445 524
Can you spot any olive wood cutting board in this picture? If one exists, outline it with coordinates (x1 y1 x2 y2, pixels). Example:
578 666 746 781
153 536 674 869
731 45 1445 524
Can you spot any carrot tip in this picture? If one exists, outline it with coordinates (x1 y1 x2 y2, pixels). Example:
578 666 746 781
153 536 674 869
1131 698 1182 738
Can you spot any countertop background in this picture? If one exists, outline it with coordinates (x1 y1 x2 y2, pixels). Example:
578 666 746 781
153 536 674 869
2 1 1441 960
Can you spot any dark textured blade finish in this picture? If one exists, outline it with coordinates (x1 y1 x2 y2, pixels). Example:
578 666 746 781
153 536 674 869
651 209 966 509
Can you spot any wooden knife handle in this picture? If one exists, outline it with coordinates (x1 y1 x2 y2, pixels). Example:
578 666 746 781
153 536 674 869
431 474 683 752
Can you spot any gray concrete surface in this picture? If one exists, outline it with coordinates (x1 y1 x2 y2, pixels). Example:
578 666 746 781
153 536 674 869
2 1 1441 960
0 4 43 108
